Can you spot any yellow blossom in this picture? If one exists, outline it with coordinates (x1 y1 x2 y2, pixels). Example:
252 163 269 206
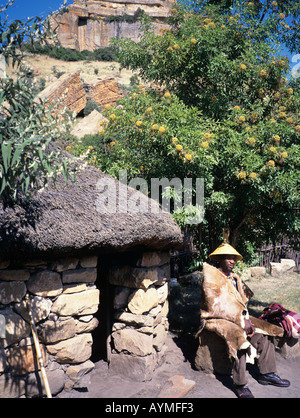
201 141 209 149
99 128 105 134
270 118 276 123
260 69 267 77
173 44 180 50
190 38 197 44
185 153 192 161
272 1 278 7
279 112 286 118
248 137 256 145
295 125 300 132
238 171 247 179
240 63 247 71
167 46 173 52
109 113 116 120
104 104 111 110
204 18 211 24
249 172 257 179
269 146 276 153
136 120 143 127
146 107 152 113
203 132 212 139
100 120 105 126
110 141 116 147
151 124 159 131
137 84 144 89
268 160 275 167
164 92 171 99
88 146 93 151
239 115 246 123
172 137 179 143
273 134 280 143
278 13 285 19
176 144 183 151
286 117 293 124
209 22 216 27
159 126 166 134
65 146 71 151
234 105 240 111
281 151 288 158
287 88 293 95
274 92 281 100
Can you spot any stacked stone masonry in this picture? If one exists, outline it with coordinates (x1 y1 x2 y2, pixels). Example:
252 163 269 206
0 250 171 397
109 251 171 382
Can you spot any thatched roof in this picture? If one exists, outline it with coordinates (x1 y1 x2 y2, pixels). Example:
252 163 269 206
0 166 186 260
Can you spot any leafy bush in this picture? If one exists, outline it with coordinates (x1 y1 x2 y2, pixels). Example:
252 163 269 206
84 100 101 116
0 0 75 203
69 3 300 260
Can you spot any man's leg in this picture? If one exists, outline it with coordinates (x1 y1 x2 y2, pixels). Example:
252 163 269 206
249 333 276 375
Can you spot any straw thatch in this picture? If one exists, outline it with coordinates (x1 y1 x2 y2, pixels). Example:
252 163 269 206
0 166 185 259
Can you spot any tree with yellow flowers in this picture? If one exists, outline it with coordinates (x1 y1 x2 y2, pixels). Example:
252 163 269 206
74 1 300 262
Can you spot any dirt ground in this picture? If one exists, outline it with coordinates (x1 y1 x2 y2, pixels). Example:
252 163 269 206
57 332 300 399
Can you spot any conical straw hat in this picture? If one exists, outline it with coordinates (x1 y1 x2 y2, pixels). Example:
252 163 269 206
209 228 243 261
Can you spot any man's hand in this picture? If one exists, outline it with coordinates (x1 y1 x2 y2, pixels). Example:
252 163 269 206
244 319 255 338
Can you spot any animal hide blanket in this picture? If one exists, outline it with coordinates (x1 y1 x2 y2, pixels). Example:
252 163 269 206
199 263 284 361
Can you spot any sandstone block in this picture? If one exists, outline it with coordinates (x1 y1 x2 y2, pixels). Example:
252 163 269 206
84 77 122 107
115 311 154 327
128 287 159 315
71 110 107 139
26 270 62 297
194 330 232 375
37 317 77 344
51 257 79 272
109 264 169 289
26 368 65 397
37 71 87 115
0 308 31 348
109 352 154 381
0 281 26 305
6 344 48 376
62 268 97 284
51 288 100 316
80 256 98 268
15 295 52 324
0 374 25 398
112 328 153 356
153 324 167 352
0 269 30 281
157 282 169 304
250 266 266 278
46 333 93 364
136 251 170 267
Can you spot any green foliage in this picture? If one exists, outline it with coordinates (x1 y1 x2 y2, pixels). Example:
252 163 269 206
83 100 102 116
24 43 117 62
0 1 75 204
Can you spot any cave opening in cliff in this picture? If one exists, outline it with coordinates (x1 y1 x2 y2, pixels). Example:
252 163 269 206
78 17 88 27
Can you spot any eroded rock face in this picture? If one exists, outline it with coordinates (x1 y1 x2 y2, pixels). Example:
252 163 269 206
51 0 175 51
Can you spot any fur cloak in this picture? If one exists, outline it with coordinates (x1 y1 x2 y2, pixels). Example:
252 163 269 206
199 263 283 361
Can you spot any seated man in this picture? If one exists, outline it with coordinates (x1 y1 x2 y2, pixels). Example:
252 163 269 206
199 237 290 398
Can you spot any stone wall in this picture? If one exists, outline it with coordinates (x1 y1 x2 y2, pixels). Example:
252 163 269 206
0 250 171 397
0 256 99 397
109 251 170 381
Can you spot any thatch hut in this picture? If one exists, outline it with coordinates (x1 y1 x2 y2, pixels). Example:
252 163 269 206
0 166 185 397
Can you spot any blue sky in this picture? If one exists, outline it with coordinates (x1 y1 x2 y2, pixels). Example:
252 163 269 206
3 0 72 22
3 0 297 77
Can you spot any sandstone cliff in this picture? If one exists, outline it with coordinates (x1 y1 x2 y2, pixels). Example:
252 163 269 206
51 0 175 51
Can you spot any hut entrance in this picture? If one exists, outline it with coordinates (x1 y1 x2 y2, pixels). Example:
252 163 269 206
91 254 114 363
90 250 146 363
